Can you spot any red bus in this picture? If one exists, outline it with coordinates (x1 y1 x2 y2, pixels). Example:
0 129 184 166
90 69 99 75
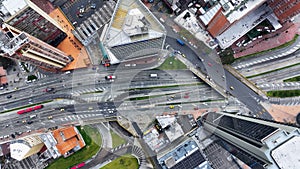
33 105 43 110
70 162 85 169
17 105 44 115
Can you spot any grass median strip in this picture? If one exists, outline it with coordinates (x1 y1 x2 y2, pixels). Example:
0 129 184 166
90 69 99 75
246 62 300 78
284 75 300 82
0 100 53 114
46 125 101 169
81 90 103 95
267 90 300 98
129 82 202 91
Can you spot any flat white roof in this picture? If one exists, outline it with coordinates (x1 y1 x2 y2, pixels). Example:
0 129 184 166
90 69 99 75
199 4 221 26
227 0 267 23
10 142 31 161
271 136 300 169
2 0 27 16
216 5 272 49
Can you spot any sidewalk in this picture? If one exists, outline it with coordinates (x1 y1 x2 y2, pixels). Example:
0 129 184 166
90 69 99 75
233 22 300 58
262 102 300 123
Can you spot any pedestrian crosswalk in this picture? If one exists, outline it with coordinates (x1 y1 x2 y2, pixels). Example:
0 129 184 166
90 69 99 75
21 62 49 79
35 71 48 79
258 82 300 88
71 87 106 96
59 113 103 122
270 97 300 105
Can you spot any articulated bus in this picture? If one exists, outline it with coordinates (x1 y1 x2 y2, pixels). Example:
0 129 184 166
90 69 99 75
17 105 44 115
70 162 85 169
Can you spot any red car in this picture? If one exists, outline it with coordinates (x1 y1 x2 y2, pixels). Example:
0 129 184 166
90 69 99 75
184 95 189 98
207 62 212 67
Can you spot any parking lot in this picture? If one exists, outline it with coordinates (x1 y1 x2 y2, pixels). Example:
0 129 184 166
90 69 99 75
60 0 104 26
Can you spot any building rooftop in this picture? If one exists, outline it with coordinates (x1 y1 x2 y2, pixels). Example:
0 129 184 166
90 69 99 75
156 115 176 129
105 0 165 48
10 134 44 161
158 140 209 169
143 127 168 152
203 112 278 145
48 8 90 70
122 8 149 37
206 9 230 38
216 4 273 49
165 122 184 142
271 136 300 169
52 126 85 156
199 3 221 26
226 0 268 23
1 0 27 18
30 0 55 14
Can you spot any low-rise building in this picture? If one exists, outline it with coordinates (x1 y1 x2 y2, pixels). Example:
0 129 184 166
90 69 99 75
158 139 211 169
40 126 85 159
10 134 44 161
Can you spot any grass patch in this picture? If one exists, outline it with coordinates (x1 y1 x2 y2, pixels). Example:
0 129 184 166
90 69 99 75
100 154 139 169
157 56 187 70
27 75 37 81
129 82 202 91
129 94 164 101
110 130 126 148
284 76 300 82
0 100 53 114
267 90 300 98
237 34 299 61
81 90 103 95
46 125 101 169
219 48 235 64
247 62 300 78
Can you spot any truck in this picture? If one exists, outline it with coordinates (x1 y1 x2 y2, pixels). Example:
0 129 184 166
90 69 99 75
149 74 158 78
176 39 185 46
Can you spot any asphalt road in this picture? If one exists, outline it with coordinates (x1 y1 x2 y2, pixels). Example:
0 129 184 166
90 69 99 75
164 36 272 119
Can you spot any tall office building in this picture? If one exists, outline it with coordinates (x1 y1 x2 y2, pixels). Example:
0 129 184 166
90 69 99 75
201 112 300 169
0 29 71 70
268 0 300 23
0 0 66 47
10 134 44 161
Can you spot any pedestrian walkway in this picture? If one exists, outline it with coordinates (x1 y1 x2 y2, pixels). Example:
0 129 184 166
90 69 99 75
262 102 300 123
233 22 300 58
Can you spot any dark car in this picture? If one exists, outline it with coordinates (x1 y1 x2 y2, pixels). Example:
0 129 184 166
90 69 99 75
45 87 54 92
27 121 33 125
91 3 96 9
6 95 12 99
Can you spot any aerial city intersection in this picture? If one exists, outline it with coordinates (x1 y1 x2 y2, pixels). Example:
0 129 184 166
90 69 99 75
0 0 300 169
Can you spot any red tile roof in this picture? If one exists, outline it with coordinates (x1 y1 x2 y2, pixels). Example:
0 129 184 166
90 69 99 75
206 9 230 38
52 127 85 155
